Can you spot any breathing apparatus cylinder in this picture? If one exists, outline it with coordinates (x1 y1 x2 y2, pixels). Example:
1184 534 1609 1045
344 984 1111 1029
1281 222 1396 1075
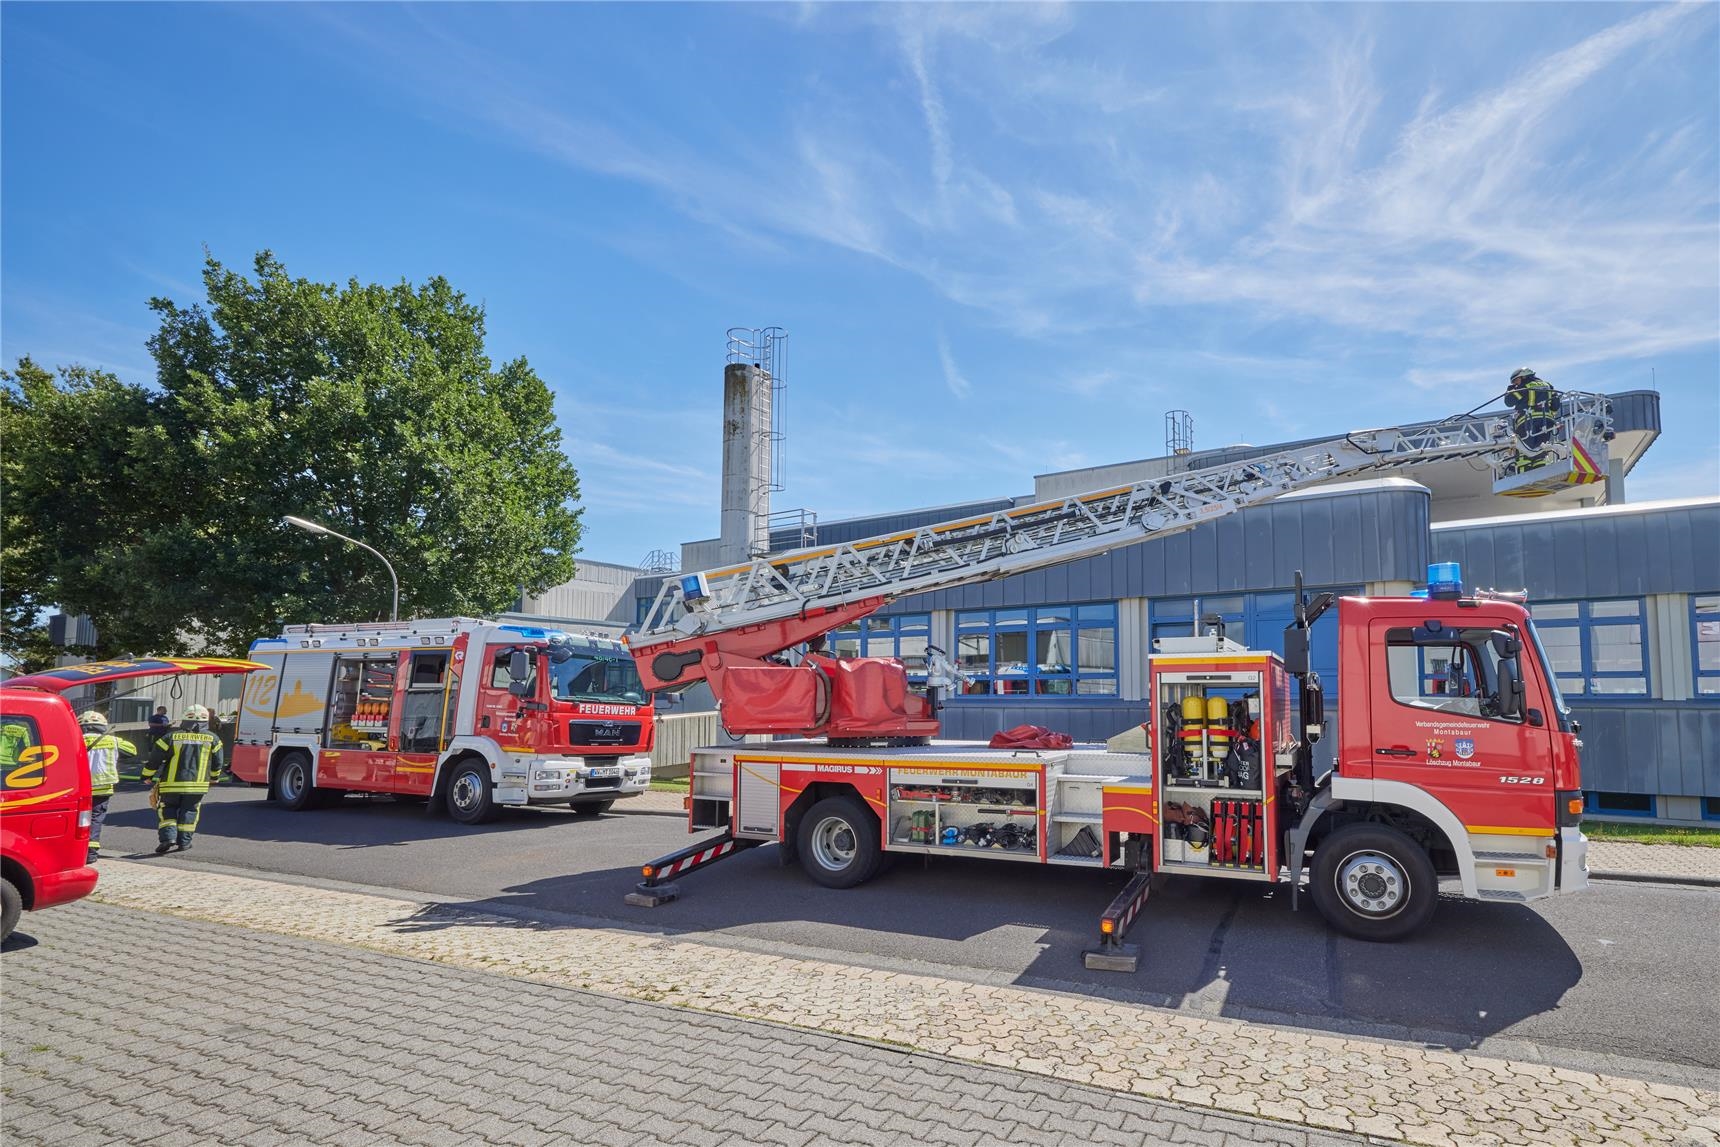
1206 696 1232 759
1180 695 1206 763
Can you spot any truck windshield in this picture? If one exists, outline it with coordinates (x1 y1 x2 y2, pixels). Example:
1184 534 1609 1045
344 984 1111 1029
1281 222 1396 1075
1524 619 1574 732
544 639 646 706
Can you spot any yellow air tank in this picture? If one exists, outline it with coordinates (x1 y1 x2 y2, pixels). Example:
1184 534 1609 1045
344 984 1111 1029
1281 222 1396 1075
1206 695 1232 757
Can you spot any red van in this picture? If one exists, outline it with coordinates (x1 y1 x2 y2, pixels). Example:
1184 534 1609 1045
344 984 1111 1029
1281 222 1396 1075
0 686 96 942
1 657 262 941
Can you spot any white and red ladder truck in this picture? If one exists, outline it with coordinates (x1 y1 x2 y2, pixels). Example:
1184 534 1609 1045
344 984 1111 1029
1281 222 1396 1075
624 391 1613 968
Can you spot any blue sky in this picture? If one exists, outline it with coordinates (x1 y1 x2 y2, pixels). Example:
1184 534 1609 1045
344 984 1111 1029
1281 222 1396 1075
3 2 1716 566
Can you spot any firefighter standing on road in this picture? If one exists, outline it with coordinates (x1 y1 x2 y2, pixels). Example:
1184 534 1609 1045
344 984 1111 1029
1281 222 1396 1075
78 711 135 864
143 704 224 854
1504 367 1560 472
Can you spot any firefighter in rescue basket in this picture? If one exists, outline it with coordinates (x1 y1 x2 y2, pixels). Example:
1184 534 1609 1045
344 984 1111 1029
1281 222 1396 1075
144 705 225 854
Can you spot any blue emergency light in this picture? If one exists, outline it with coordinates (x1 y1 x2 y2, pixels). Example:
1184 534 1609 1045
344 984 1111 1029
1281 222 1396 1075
1427 562 1463 601
680 572 711 603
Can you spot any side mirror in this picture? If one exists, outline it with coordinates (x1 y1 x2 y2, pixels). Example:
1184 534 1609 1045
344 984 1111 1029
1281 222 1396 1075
1497 655 1524 720
1490 630 1521 658
506 649 532 696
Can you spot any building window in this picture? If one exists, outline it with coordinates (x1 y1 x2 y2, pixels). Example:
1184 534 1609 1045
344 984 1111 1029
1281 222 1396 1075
954 604 1117 697
1693 595 1720 697
1584 790 1655 819
1703 797 1720 822
1150 595 1245 647
1529 600 1650 697
829 614 932 679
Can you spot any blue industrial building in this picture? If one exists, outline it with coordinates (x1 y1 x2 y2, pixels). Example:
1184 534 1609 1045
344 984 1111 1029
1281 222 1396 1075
539 388 1718 824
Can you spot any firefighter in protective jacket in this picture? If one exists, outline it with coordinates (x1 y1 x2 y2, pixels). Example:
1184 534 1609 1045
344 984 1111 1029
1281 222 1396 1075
1504 368 1559 471
78 711 135 864
144 705 224 854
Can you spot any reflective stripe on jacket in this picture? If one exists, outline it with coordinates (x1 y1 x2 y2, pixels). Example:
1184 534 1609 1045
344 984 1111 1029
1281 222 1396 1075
144 729 224 793
83 732 136 795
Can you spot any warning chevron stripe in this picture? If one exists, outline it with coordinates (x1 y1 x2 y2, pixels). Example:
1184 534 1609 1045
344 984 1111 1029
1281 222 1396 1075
1568 440 1603 484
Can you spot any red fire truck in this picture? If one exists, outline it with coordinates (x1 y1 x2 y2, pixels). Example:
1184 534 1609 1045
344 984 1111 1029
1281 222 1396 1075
623 392 1612 966
233 619 654 823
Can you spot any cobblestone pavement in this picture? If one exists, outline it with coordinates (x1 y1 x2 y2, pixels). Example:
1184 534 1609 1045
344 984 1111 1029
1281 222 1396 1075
56 860 1720 1146
1588 841 1720 885
2 901 1369 1147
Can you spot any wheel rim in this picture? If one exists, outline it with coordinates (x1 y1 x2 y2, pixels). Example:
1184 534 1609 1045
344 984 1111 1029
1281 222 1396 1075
810 815 858 872
1335 849 1409 918
279 762 305 803
450 769 484 814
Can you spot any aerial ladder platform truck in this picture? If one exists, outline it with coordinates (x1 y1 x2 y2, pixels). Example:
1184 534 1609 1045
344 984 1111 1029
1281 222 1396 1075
624 390 1614 968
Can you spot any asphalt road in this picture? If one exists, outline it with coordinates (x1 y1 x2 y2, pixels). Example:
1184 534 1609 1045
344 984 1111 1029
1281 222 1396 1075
95 783 1720 1084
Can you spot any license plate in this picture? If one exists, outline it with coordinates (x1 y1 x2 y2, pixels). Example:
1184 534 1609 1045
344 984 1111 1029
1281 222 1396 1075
588 767 620 779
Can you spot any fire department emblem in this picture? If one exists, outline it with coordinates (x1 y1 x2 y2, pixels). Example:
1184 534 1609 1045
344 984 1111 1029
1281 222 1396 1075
1426 738 1442 760
1455 738 1475 760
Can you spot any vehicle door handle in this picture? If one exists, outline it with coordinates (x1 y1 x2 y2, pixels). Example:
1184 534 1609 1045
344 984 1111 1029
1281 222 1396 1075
1375 747 1416 757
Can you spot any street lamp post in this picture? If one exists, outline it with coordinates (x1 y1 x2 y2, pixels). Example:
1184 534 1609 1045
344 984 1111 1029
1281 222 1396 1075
283 515 400 622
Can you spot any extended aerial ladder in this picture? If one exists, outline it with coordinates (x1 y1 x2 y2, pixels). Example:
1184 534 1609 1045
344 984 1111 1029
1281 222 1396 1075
629 391 1613 742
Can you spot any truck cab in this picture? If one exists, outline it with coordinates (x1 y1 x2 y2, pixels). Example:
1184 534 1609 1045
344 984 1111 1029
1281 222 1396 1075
0 688 97 942
1301 586 1589 937
468 626 656 816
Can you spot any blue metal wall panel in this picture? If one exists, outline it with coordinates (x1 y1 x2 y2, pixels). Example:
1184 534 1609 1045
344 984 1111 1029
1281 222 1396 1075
939 699 1145 745
1607 390 1661 435
1432 501 1720 598
1565 704 1720 798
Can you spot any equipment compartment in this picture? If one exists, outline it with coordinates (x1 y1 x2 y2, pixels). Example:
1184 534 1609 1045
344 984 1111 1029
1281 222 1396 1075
886 767 1042 860
1150 648 1286 881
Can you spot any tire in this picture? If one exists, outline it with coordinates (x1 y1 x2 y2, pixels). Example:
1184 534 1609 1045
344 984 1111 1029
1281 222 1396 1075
569 799 616 816
1 877 20 944
271 752 318 812
1310 823 1438 942
796 796 883 889
445 759 497 825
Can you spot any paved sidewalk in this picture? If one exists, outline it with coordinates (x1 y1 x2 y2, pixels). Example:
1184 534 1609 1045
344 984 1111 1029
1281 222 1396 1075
70 860 1720 1146
1589 840 1720 886
2 902 1362 1147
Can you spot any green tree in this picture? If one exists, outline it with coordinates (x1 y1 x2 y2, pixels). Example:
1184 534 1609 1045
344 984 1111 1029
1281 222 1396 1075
1 252 581 666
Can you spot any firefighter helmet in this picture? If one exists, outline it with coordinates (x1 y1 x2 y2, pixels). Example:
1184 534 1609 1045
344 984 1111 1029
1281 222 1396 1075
1510 367 1539 384
182 704 211 722
78 709 109 731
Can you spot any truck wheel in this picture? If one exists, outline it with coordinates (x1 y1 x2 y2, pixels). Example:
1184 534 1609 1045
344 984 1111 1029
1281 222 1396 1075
796 796 882 889
1310 823 1438 942
271 752 317 812
569 799 616 816
446 760 497 825
1 877 20 943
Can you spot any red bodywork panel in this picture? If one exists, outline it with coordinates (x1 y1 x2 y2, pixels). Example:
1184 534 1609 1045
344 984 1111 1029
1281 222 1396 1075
0 688 98 914
1336 597 1576 836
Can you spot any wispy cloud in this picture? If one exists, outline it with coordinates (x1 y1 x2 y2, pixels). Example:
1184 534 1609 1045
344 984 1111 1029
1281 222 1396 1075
936 329 971 398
